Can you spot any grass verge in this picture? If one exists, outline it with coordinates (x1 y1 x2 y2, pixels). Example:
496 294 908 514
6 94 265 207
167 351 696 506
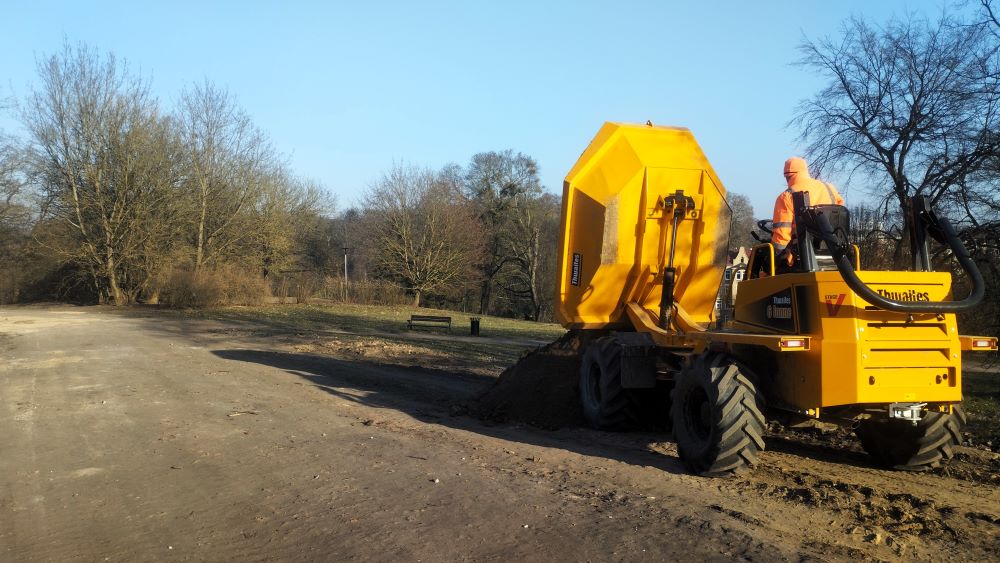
963 362 1000 451
164 302 567 376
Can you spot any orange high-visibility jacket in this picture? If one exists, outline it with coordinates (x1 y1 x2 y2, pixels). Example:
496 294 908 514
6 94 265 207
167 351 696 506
771 157 844 253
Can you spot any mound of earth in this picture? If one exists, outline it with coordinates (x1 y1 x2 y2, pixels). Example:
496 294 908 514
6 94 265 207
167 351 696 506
470 330 606 429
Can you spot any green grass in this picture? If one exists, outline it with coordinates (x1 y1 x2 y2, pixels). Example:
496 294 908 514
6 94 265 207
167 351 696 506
180 302 566 339
963 365 1000 450
164 302 568 375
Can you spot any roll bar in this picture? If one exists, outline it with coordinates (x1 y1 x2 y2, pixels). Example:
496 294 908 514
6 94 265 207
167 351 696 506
795 194 985 314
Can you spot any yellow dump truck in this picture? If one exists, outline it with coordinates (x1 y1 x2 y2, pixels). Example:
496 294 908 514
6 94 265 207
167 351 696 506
557 122 997 476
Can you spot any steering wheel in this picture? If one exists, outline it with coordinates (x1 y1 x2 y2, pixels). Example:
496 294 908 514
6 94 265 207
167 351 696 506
750 219 774 243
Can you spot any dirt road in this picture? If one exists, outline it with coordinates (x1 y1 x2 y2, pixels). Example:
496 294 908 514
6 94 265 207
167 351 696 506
0 306 997 561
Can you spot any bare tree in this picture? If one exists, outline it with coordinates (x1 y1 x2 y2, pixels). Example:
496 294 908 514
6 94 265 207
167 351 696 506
23 43 182 304
365 163 481 307
847 203 897 269
795 14 1000 213
489 192 560 320
236 166 322 279
727 193 757 250
981 0 1000 31
0 133 35 303
463 150 542 314
0 133 30 229
177 82 273 272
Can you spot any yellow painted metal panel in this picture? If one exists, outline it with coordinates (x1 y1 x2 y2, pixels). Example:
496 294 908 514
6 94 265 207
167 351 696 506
863 322 949 341
862 346 952 368
858 367 960 403
733 269 964 410
556 122 731 328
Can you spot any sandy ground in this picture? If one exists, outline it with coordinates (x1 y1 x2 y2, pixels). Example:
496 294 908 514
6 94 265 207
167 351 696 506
0 305 996 562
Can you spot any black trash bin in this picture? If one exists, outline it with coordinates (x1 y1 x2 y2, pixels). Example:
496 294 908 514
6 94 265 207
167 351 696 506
470 317 481 336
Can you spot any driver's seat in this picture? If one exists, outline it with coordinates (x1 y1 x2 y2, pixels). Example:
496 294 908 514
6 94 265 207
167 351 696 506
809 204 850 271
792 193 851 273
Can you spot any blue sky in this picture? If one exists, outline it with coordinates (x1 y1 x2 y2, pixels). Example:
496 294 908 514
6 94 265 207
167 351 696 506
0 1 963 215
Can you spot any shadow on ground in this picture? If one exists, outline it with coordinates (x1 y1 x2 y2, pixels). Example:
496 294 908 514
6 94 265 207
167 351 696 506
212 349 691 475
212 348 878 476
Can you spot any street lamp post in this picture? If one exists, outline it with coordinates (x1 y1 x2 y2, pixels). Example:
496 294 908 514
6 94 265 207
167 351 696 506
342 247 351 301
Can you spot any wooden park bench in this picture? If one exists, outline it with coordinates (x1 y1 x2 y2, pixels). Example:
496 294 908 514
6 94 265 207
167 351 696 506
406 315 452 332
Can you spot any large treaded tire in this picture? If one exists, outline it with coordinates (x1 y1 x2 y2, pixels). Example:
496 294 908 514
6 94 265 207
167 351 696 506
671 352 766 476
855 406 966 471
579 337 633 430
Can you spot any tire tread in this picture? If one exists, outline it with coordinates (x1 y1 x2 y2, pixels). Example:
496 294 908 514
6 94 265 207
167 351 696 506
856 406 965 471
672 352 766 476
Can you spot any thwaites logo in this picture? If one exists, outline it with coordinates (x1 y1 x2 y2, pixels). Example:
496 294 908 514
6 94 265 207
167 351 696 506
766 295 792 320
824 293 846 316
570 253 582 286
875 288 930 302
755 288 796 332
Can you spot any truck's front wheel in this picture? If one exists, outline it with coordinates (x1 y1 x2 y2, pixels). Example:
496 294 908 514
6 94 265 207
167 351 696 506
672 352 765 476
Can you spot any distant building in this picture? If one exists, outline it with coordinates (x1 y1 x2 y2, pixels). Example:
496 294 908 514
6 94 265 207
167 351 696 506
715 247 749 326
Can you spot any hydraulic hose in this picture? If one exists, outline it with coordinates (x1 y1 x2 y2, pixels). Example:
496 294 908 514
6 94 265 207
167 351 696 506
812 212 985 314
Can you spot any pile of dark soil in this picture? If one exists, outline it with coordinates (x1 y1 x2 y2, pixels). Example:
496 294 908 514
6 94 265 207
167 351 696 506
470 330 606 429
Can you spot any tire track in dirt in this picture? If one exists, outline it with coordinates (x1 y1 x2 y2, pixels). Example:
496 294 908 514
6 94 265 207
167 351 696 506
467 330 1000 560
221 316 1000 561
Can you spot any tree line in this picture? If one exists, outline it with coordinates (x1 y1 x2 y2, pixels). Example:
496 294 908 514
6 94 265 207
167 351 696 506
344 153 562 320
0 43 330 306
0 42 570 320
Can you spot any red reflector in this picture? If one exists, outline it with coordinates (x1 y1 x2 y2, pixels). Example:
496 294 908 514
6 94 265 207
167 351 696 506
973 339 993 348
780 339 804 348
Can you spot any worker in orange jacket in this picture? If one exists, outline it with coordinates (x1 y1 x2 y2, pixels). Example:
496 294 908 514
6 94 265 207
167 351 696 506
771 157 844 266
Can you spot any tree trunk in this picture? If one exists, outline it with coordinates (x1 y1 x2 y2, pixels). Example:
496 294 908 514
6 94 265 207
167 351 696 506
892 220 910 270
195 179 208 271
413 289 422 307
106 253 125 306
478 280 491 314
528 231 541 321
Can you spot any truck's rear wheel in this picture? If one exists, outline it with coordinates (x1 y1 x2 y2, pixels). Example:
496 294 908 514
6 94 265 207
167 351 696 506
579 337 632 430
855 406 966 471
672 353 765 476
